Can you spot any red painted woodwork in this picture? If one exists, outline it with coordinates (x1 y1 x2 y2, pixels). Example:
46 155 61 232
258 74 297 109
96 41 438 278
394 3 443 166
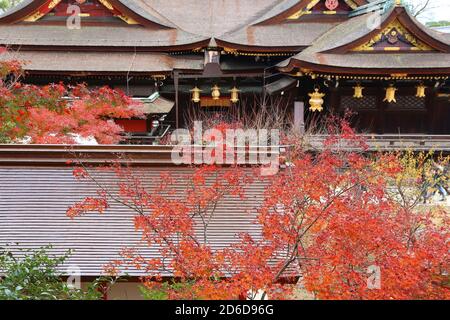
49 0 116 17
115 119 147 132
311 0 352 13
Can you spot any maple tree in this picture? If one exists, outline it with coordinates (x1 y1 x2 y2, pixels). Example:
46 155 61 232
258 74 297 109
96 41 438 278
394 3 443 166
0 58 143 144
261 123 449 299
66 119 449 300
67 161 280 300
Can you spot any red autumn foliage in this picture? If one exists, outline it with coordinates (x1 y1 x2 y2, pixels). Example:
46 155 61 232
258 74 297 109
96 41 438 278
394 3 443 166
66 117 449 300
0 59 143 144
263 147 448 299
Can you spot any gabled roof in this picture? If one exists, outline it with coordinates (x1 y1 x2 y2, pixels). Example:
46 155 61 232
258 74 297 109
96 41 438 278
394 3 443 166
0 0 211 50
0 0 173 28
252 0 368 25
215 0 392 53
326 4 450 53
215 0 369 52
138 0 280 38
216 22 339 52
278 3 450 74
0 0 371 52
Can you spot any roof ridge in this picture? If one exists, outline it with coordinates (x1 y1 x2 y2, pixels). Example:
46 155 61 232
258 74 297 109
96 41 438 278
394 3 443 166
133 0 213 43
122 0 176 28
218 0 288 39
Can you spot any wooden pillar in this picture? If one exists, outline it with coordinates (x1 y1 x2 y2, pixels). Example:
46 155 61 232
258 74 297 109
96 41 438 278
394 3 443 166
328 87 339 115
294 101 305 135
173 70 180 129
427 87 438 134
377 87 386 134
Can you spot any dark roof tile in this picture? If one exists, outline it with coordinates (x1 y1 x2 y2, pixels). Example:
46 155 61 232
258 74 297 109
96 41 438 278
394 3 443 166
0 24 208 48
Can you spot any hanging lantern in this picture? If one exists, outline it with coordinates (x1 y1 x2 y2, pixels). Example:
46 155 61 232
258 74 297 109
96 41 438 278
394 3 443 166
190 86 202 103
211 85 221 100
353 83 364 99
384 85 397 103
416 84 426 98
308 88 325 112
229 86 241 103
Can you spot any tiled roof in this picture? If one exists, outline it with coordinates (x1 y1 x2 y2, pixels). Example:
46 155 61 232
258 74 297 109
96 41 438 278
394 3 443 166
0 0 356 49
218 22 339 49
138 0 282 38
286 52 450 70
278 6 450 72
0 24 208 48
0 50 204 73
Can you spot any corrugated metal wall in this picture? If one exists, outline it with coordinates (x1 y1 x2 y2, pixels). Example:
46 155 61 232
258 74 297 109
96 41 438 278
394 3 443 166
0 166 266 276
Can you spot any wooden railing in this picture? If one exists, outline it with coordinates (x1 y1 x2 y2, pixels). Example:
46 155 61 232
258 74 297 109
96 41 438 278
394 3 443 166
121 124 171 145
305 134 450 152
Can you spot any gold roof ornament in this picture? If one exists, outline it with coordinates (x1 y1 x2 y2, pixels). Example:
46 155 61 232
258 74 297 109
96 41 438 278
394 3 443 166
353 83 364 99
24 0 62 22
190 86 202 103
384 85 398 103
416 84 426 98
211 85 221 100
308 88 325 112
351 19 433 52
229 86 241 103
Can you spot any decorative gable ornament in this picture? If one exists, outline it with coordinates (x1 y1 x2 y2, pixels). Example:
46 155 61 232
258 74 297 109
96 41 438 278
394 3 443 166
22 0 139 24
287 0 355 20
325 0 339 11
24 0 62 22
352 19 434 52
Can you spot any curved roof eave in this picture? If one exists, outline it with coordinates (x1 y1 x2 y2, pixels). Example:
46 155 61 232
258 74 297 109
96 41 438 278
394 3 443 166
252 0 369 25
0 0 41 22
215 38 305 53
277 52 450 75
321 6 450 54
277 5 450 75
0 0 174 28
110 0 174 28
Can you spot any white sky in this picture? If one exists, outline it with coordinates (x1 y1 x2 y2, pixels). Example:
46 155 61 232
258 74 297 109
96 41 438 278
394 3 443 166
410 0 450 22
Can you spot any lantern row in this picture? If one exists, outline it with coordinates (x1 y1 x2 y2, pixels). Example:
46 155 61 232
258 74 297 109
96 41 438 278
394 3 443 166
309 83 430 112
189 82 434 111
190 85 241 103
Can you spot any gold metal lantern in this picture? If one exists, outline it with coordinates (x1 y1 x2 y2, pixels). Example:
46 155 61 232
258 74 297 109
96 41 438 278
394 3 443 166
308 88 325 112
190 86 202 103
229 86 240 103
416 84 426 98
353 83 364 99
211 85 221 100
384 85 397 103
